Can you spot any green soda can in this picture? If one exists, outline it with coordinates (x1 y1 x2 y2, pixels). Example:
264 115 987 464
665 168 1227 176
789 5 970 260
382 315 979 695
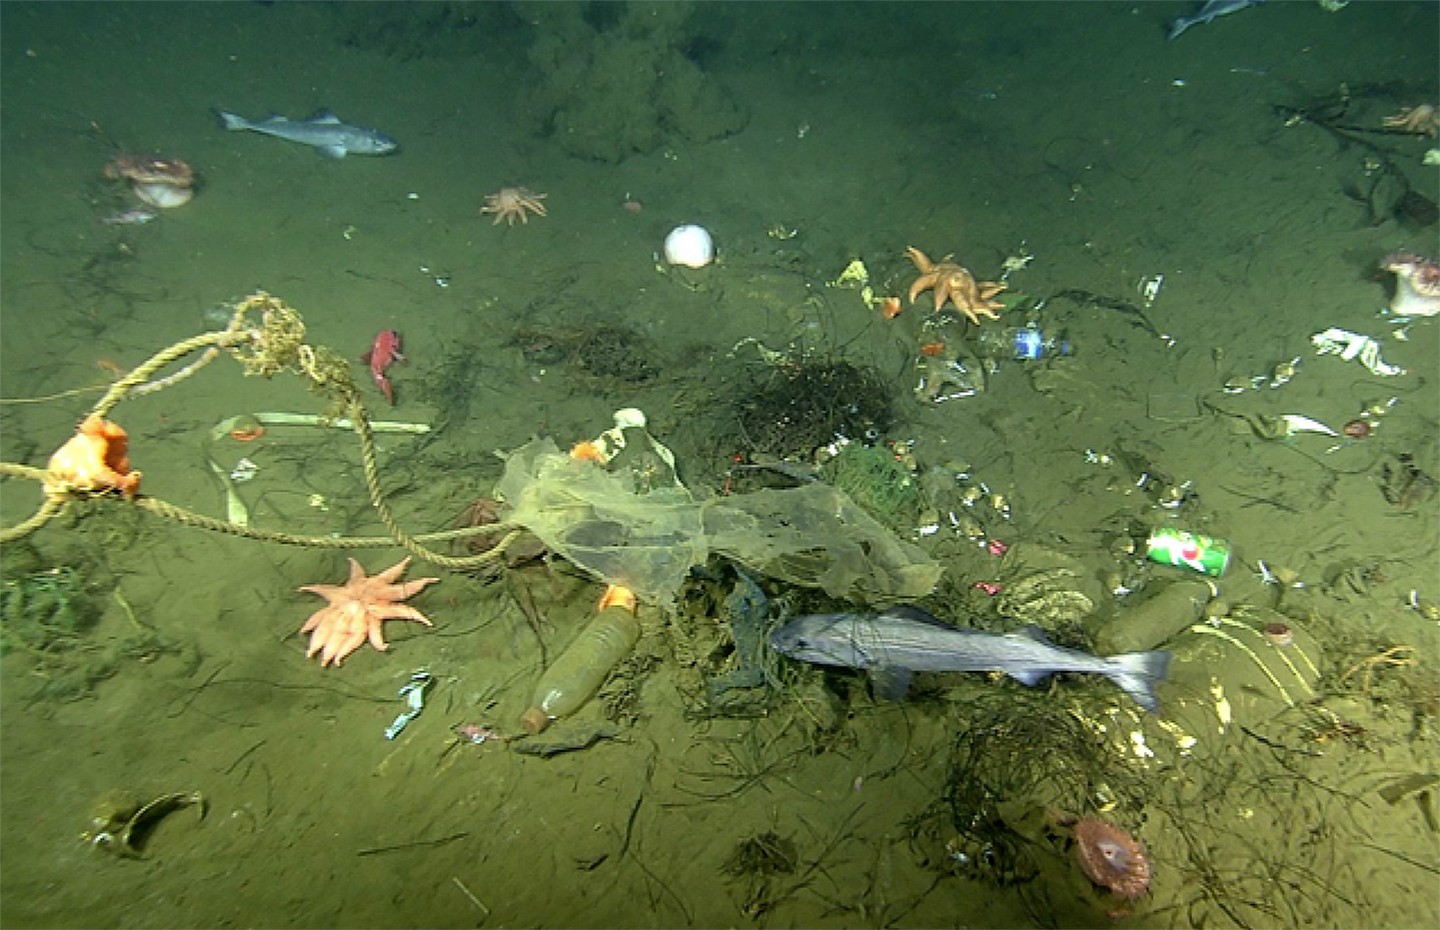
1145 528 1231 577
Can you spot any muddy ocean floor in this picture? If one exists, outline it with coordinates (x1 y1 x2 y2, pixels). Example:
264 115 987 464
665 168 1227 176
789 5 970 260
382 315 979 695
2 3 1437 928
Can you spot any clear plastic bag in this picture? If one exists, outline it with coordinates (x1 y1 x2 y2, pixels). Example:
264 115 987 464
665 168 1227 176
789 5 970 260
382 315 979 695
495 439 939 606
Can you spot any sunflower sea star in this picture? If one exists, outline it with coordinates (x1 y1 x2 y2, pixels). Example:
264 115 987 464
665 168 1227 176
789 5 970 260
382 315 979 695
297 557 439 667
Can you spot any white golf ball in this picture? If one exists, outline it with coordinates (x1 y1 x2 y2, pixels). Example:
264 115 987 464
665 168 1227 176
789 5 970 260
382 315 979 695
663 224 715 269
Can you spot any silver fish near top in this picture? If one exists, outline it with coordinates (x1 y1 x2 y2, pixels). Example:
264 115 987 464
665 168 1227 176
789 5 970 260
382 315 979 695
769 605 1171 712
216 108 398 158
1167 0 1264 40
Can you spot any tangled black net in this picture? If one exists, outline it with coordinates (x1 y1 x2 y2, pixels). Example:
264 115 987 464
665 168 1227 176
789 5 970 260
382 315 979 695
734 359 895 460
942 689 1147 886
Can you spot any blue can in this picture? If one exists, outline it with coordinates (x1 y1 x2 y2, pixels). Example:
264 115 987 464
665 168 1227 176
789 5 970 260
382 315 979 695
981 326 1073 360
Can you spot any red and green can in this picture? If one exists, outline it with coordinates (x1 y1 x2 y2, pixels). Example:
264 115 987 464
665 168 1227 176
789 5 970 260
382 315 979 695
1145 528 1231 577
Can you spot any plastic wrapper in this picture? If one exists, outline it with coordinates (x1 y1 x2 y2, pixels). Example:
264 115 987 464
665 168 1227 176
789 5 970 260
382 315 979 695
1311 327 1406 377
495 439 940 606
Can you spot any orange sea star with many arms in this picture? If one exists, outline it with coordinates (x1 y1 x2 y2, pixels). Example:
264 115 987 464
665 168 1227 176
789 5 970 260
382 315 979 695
298 557 439 667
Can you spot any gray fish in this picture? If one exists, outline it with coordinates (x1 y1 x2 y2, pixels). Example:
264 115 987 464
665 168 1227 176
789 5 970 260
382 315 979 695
216 108 398 158
1167 0 1264 40
734 453 821 484
769 605 1171 712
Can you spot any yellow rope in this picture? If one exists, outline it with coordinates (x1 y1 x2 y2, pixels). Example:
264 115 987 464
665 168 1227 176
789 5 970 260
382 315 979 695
0 329 246 542
0 497 63 545
0 292 525 571
91 330 244 419
0 478 524 557
0 383 110 405
135 496 523 554
347 397 521 570
0 463 47 482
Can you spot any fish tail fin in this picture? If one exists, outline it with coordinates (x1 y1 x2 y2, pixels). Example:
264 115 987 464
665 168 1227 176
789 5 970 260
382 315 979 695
1106 650 1172 713
215 109 247 131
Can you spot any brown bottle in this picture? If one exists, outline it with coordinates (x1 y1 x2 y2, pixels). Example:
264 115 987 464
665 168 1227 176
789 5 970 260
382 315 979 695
520 588 640 734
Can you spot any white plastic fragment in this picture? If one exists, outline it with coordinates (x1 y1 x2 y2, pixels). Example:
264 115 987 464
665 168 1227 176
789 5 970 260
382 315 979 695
229 457 259 483
1310 328 1406 377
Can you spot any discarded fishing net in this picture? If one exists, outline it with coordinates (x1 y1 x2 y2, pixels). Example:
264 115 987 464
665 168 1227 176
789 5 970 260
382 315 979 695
733 358 896 460
937 688 1148 887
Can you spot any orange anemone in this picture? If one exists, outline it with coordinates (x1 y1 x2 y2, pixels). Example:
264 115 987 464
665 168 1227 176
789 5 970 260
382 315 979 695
918 341 947 357
878 296 904 320
229 425 266 442
42 415 142 501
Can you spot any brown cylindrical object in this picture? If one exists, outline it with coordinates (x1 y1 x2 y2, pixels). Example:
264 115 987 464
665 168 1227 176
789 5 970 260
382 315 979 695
1096 579 1211 654
520 605 640 734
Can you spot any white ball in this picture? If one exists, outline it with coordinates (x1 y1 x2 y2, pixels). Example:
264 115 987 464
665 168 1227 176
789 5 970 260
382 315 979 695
663 224 715 269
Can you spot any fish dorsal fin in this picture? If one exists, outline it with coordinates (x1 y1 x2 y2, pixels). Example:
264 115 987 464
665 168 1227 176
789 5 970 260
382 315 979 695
878 604 948 628
306 109 342 124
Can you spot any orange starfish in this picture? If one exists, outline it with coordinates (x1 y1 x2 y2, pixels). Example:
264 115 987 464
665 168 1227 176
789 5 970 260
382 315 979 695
905 246 1006 325
298 557 439 667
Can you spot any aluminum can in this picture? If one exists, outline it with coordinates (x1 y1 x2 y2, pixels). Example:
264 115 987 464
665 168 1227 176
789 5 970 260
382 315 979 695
1145 528 1231 577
